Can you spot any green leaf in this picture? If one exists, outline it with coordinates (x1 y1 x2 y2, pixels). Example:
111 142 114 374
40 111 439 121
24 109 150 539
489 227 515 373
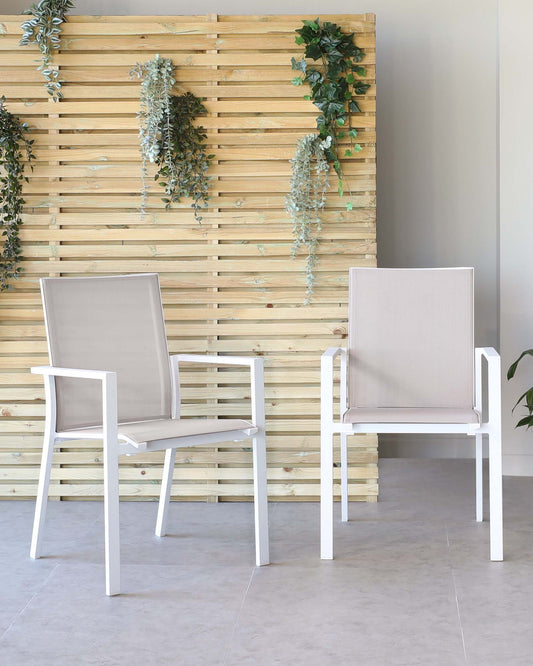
295 35 305 45
338 181 344 197
305 42 322 60
508 350 533 379
353 144 363 152
516 415 533 429
353 81 371 95
344 149 353 157
291 56 307 73
337 131 345 138
303 95 311 101
292 76 303 86
346 201 353 211
336 117 345 126
346 73 355 84
349 128 358 139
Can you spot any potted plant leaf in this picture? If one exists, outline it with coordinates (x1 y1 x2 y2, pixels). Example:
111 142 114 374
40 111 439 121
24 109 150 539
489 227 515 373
507 350 533 428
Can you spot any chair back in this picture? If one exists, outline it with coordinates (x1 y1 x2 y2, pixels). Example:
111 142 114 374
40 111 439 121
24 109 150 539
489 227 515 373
41 274 171 431
348 268 474 409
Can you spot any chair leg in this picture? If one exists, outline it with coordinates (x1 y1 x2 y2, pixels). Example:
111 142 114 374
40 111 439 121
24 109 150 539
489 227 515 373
103 439 120 596
155 448 176 537
475 434 483 522
30 429 56 560
488 427 503 561
321 427 334 559
252 432 270 566
341 434 348 522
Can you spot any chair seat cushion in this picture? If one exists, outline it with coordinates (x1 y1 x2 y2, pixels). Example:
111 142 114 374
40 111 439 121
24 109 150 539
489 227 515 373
62 418 256 446
343 407 480 424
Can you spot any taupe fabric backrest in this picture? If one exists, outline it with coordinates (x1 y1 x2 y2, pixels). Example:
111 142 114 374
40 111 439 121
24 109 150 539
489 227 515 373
348 268 474 409
41 274 171 430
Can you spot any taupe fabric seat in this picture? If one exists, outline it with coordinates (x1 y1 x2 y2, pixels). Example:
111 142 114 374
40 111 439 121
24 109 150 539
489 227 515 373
343 407 480 424
63 418 256 447
30 273 269 596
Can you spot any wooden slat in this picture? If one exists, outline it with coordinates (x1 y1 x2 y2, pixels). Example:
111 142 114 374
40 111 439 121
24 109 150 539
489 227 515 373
0 13 376 502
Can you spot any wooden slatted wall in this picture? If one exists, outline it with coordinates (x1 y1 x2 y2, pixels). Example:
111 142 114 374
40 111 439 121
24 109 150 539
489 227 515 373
0 14 377 501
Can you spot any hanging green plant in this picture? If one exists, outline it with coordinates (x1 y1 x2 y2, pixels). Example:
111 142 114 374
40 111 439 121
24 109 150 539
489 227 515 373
285 134 330 303
130 55 212 221
291 17 371 198
0 97 35 291
20 0 74 102
287 18 371 300
154 92 213 222
130 55 176 213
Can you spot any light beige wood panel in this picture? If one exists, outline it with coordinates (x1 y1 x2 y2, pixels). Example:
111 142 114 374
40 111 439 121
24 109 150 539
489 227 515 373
0 13 376 502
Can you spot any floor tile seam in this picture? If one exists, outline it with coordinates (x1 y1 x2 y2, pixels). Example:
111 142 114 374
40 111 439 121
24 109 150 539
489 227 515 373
446 522 469 665
0 561 60 645
222 565 256 666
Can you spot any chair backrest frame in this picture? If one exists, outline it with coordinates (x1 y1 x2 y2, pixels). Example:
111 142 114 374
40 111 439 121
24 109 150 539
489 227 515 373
348 267 475 410
41 273 172 431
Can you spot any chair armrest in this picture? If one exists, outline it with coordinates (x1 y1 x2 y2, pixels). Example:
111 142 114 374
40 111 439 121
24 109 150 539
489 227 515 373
31 365 115 381
31 366 118 443
321 347 348 423
475 347 501 426
321 347 347 362
172 354 260 369
171 355 265 429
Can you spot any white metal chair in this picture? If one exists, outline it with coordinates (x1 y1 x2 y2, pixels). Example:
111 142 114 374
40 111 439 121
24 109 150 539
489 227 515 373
31 273 269 595
321 267 503 561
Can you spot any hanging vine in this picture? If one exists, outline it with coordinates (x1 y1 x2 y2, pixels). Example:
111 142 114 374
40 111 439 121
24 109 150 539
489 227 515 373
0 97 35 291
130 55 176 213
130 55 212 221
154 93 212 222
285 134 330 303
287 18 371 299
20 0 74 102
291 18 370 196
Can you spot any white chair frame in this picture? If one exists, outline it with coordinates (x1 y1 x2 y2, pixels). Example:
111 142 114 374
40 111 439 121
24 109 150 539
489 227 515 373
320 346 503 562
31 354 269 596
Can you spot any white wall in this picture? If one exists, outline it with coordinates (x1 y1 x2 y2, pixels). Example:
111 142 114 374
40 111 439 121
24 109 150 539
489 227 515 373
500 0 533 475
1 0 503 460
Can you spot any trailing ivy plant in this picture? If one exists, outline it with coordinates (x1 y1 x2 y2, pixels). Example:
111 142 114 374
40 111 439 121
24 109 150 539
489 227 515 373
507 350 533 429
291 17 371 198
287 18 371 299
285 134 330 303
20 0 74 102
130 55 212 221
0 97 35 291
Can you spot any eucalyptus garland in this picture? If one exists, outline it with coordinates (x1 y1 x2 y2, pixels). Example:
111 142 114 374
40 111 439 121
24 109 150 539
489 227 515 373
130 55 212 220
285 134 330 302
291 18 371 198
20 0 74 102
0 97 35 291
130 55 176 213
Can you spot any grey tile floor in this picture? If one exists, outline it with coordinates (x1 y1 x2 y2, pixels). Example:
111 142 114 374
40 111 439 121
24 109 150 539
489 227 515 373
1 458 533 665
